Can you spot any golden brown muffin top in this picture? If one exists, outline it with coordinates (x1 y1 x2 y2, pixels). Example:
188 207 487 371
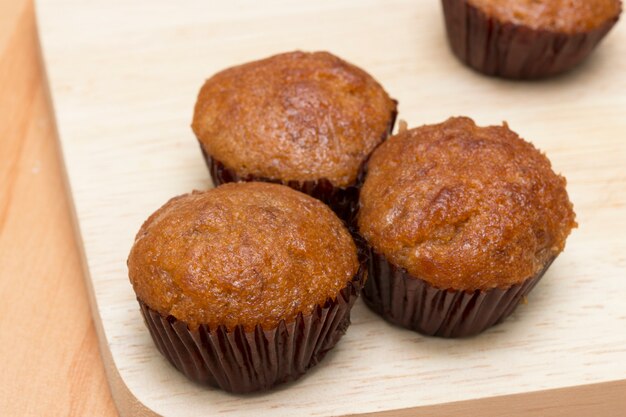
469 0 622 33
358 117 576 291
192 51 397 188
128 182 359 331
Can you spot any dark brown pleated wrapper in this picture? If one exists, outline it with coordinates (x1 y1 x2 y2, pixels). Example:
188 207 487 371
199 108 397 225
138 265 365 394
441 0 621 79
363 246 555 338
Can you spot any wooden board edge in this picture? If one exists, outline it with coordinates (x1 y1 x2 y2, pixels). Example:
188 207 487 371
35 17 156 417
44 93 159 417
347 379 626 417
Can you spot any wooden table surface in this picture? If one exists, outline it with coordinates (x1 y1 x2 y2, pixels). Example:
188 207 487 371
3 1 626 416
0 0 117 415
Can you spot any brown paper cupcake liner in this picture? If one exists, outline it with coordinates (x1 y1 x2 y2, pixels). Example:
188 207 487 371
202 151 359 225
442 0 621 79
362 245 555 338
199 108 397 225
138 264 365 393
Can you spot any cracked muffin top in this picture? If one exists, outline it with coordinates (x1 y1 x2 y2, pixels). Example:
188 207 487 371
128 182 358 331
192 51 397 188
468 0 622 33
358 117 577 290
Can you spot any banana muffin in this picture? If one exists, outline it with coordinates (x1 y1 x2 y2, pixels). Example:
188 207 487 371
442 0 622 79
358 117 577 337
192 51 397 222
128 182 363 392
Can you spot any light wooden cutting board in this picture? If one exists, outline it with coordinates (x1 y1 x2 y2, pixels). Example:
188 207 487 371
36 1 626 416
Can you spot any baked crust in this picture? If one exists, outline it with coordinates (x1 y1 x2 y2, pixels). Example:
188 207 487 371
468 0 622 33
358 117 577 290
192 51 397 187
128 182 359 331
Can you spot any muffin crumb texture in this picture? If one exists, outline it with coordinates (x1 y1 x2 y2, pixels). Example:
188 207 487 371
192 51 397 187
468 0 622 33
358 117 577 290
128 182 358 331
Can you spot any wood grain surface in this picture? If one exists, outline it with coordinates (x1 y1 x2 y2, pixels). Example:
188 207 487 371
35 0 626 416
0 1 117 415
